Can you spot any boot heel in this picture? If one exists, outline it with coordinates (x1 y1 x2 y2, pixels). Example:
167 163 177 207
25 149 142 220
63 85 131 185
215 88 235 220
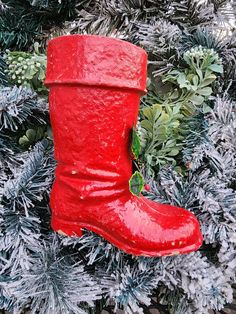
52 218 83 237
57 228 83 237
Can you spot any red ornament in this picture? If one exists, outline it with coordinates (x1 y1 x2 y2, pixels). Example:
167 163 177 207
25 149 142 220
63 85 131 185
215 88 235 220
45 35 203 257
145 184 151 192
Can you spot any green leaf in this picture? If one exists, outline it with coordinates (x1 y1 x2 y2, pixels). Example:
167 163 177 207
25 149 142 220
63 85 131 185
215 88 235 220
189 94 204 106
197 87 212 96
199 75 216 88
202 103 212 114
140 120 152 133
168 148 179 156
129 171 145 197
166 70 180 75
38 67 45 81
208 64 223 73
192 75 199 87
187 73 194 81
26 129 36 141
34 42 40 54
177 73 187 87
24 68 34 80
19 127 46 148
165 139 176 147
169 90 179 99
131 126 141 159
19 136 29 146
196 68 203 80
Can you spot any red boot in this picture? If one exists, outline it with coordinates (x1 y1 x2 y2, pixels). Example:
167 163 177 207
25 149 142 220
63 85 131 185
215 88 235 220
45 35 203 257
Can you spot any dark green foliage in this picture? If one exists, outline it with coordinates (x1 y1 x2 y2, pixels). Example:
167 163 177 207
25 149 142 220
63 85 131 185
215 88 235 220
0 1 41 50
162 46 223 113
29 0 78 23
0 0 77 50
180 29 225 52
137 45 222 177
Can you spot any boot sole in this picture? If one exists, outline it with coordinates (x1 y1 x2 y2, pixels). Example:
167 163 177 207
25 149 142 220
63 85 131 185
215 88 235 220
52 218 202 257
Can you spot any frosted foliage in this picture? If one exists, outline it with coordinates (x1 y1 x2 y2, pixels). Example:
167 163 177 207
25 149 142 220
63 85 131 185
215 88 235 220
208 97 236 147
158 253 233 313
0 86 47 131
2 140 55 210
8 236 105 314
108 264 160 314
132 19 181 57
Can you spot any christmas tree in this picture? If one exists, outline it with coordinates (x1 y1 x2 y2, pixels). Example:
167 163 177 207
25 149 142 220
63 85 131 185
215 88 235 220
0 0 236 313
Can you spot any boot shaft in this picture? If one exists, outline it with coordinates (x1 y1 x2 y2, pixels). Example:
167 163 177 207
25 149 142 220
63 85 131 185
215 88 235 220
49 85 140 180
45 35 147 182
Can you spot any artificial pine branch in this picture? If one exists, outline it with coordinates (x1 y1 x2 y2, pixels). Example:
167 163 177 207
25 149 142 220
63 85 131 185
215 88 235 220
8 235 106 314
170 0 216 29
0 1 41 50
0 0 77 50
0 55 8 86
2 139 55 211
0 86 47 132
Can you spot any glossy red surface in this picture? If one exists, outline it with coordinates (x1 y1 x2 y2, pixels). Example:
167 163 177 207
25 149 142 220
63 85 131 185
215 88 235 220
45 35 203 257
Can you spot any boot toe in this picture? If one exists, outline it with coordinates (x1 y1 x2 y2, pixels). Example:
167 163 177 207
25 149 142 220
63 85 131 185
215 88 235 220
162 209 203 255
120 197 202 256
139 197 203 256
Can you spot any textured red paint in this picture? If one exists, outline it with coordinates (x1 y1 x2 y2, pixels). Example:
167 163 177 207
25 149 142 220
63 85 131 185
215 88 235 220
45 35 203 256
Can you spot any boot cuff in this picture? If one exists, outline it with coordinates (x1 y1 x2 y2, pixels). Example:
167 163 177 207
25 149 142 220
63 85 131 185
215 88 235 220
45 35 147 94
